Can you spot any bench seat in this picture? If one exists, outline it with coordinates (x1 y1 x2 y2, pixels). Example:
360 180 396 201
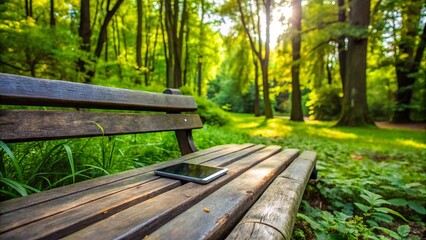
0 73 317 239
0 144 316 239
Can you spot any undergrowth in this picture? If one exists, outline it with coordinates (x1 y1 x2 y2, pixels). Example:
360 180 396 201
1 113 425 239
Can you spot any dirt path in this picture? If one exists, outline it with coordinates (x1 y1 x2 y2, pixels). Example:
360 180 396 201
375 122 426 131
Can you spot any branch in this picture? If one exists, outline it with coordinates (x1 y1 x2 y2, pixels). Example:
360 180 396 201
301 20 339 35
0 60 29 72
411 23 426 73
307 38 336 55
237 0 261 59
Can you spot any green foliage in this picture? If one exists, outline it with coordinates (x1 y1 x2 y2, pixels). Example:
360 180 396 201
208 76 258 114
306 85 342 120
194 96 232 126
297 190 415 239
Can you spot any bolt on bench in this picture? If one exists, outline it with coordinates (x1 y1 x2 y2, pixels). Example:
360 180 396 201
0 73 317 240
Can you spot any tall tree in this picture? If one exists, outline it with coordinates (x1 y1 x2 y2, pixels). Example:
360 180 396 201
25 0 32 19
290 0 304 121
253 52 260 116
197 0 206 96
87 0 124 80
337 0 347 90
77 0 91 83
50 0 55 27
164 0 188 88
237 0 274 118
136 0 143 83
392 2 426 123
336 0 374 126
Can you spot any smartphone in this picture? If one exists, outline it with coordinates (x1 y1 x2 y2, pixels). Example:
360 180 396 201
154 162 228 184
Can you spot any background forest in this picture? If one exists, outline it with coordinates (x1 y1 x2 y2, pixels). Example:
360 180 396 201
0 0 425 239
0 0 425 123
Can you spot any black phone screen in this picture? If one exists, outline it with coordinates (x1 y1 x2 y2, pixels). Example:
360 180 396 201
157 163 221 178
154 163 228 184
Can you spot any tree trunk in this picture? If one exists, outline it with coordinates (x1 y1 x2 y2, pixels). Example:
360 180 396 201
50 0 55 27
336 0 374 126
25 0 33 18
77 0 91 83
290 0 304 121
337 0 347 91
149 8 160 77
120 16 128 61
262 0 273 119
392 3 425 123
237 0 273 118
164 0 175 87
143 0 151 86
183 25 189 86
136 0 143 72
197 56 202 96
88 0 124 79
253 58 260 117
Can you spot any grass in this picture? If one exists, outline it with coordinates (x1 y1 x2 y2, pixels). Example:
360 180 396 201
1 112 425 238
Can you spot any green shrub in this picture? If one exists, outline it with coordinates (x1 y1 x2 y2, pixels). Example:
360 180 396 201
194 96 231 126
306 86 342 120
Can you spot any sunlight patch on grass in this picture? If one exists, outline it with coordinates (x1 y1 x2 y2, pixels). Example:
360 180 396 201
250 127 292 138
248 120 293 138
396 139 426 149
236 122 261 129
317 128 358 140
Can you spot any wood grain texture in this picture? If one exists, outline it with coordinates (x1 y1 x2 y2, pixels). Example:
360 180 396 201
0 144 255 237
0 73 197 112
63 146 287 240
0 144 238 215
145 149 300 240
0 110 202 142
226 151 317 240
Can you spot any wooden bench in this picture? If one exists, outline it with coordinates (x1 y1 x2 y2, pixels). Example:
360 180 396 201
0 73 317 240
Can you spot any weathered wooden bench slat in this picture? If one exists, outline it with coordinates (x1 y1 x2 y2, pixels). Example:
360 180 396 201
0 144 260 238
146 149 299 240
0 144 241 215
0 73 197 112
0 110 203 142
63 146 291 240
226 151 317 240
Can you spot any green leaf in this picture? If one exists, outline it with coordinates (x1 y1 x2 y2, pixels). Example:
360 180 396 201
355 202 370 213
397 225 410 237
0 140 23 182
361 190 382 204
388 198 408 206
366 219 379 227
372 212 393 223
375 227 401 239
88 121 105 135
0 177 28 197
63 144 75 183
297 213 321 230
405 182 422 188
373 199 391 206
375 207 408 222
407 201 426 214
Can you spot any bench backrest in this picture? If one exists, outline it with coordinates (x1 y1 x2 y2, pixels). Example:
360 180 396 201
0 73 202 155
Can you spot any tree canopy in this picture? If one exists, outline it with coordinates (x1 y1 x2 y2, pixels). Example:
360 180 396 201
0 0 424 123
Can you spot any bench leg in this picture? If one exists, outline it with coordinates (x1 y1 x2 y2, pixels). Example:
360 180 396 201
310 166 318 179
